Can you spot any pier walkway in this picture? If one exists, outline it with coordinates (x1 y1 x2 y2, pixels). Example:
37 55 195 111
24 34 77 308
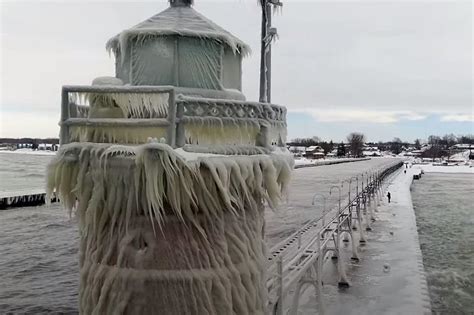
292 167 432 314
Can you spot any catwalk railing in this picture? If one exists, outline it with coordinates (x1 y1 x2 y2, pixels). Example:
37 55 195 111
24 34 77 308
59 85 287 148
266 161 403 314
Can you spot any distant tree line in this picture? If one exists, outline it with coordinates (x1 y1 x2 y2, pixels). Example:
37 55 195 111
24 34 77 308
289 133 474 159
287 136 336 155
422 134 474 160
0 138 59 145
0 138 60 150
288 132 367 157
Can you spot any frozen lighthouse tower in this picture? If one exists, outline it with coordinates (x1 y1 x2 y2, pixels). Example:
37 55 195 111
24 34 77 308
107 0 249 102
48 0 292 313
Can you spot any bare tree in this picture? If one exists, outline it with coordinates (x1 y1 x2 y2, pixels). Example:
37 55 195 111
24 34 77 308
289 136 320 147
337 142 346 157
346 132 366 157
390 137 403 155
441 134 457 149
458 135 474 144
426 135 443 161
414 139 421 150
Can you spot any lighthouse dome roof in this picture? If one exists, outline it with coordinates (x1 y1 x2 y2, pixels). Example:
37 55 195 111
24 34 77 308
106 4 250 57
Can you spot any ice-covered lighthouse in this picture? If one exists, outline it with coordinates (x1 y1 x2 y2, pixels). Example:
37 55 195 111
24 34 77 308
48 0 293 313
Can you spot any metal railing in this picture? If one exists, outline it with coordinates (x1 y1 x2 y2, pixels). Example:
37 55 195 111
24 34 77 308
60 85 176 146
266 161 403 314
59 85 287 148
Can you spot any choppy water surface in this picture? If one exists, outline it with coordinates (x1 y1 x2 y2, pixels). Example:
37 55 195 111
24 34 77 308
0 204 79 314
412 173 474 314
0 152 53 194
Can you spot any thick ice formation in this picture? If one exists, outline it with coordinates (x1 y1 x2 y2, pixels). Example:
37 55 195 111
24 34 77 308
106 5 251 60
70 92 170 119
177 96 287 146
181 144 271 156
47 143 292 313
183 117 260 146
69 125 168 144
181 119 286 147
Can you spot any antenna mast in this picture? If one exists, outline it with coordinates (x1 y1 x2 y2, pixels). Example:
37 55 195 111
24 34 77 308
259 0 282 103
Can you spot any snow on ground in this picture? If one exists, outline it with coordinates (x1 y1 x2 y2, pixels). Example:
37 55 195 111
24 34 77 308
294 157 370 168
450 150 471 161
293 157 313 166
411 163 473 174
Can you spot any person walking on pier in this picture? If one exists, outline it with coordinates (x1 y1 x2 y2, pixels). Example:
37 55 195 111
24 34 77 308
387 191 391 203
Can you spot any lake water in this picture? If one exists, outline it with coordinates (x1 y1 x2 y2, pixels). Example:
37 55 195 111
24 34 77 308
411 173 474 314
0 152 52 195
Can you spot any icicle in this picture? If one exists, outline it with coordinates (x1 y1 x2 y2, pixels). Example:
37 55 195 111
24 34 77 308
182 145 270 156
69 125 168 144
47 144 292 313
49 87 292 313
72 92 169 119
182 117 260 146
47 142 292 232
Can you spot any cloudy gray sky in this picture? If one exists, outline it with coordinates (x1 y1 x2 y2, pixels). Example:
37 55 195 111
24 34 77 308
1 0 472 142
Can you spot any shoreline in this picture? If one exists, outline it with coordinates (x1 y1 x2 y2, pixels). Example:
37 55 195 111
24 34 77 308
294 157 371 168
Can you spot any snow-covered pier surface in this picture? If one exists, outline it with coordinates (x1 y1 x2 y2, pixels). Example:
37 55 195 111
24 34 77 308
308 167 432 314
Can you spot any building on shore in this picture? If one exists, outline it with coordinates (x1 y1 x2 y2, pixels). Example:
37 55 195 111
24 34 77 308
305 145 325 159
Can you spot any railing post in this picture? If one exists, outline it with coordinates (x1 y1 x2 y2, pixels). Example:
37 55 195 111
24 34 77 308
357 198 367 243
316 233 324 314
166 89 177 147
276 256 284 315
175 95 186 148
329 186 341 260
322 198 326 228
60 87 70 145
312 193 327 230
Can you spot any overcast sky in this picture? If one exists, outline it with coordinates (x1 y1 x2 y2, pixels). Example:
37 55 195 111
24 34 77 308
1 0 472 142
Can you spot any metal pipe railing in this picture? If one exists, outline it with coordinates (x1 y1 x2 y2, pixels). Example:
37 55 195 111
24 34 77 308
59 85 287 148
60 85 176 146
